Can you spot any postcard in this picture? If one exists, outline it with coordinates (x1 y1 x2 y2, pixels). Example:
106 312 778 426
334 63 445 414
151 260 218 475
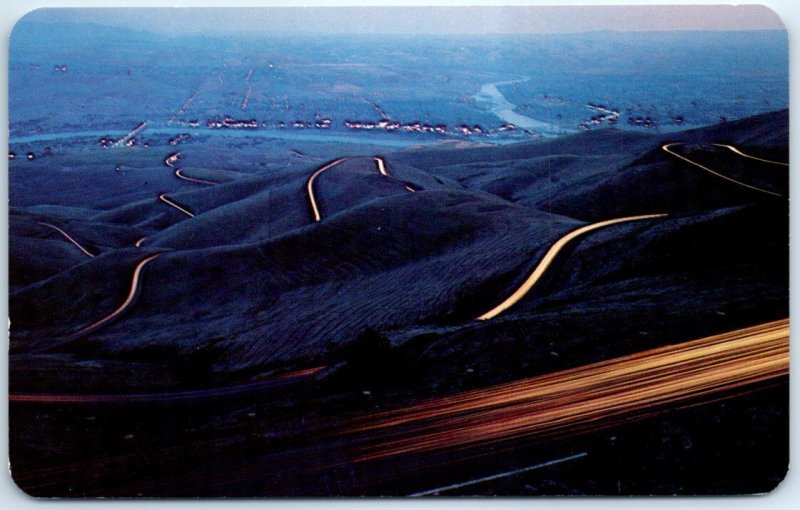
7 5 789 497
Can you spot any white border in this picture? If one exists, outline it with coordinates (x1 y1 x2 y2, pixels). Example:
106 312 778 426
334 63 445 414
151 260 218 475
2 1 797 508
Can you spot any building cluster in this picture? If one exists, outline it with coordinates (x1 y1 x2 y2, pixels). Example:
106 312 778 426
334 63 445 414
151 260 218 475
345 118 448 134
579 103 620 130
10 150 50 161
168 133 191 145
626 116 658 129
97 136 148 148
206 116 259 129
98 136 116 147
176 113 518 137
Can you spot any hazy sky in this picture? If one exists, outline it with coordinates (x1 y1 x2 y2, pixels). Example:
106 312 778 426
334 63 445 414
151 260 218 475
22 5 785 35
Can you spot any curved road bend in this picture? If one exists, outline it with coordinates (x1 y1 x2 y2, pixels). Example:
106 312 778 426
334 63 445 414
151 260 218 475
175 169 218 185
38 222 95 258
306 156 411 222
661 143 783 198
306 158 349 221
711 143 789 167
166 151 218 185
159 193 195 218
164 152 181 168
476 214 668 321
9 366 326 404
373 156 389 176
68 253 162 338
352 318 788 461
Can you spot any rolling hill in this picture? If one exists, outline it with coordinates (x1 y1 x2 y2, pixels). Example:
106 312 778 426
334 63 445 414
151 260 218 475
9 110 788 392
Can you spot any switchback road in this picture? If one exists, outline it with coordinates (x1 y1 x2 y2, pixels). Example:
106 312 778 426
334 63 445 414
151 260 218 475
165 152 218 185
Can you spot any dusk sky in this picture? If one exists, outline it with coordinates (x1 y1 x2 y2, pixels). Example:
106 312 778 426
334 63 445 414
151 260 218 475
21 5 786 35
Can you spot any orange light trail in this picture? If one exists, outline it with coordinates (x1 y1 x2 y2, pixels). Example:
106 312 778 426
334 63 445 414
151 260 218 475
662 143 782 197
159 193 195 218
477 213 667 320
306 158 348 222
69 253 162 338
350 319 788 462
164 152 181 168
175 169 217 185
9 366 326 404
373 156 389 176
38 221 95 258
306 157 395 221
711 143 788 167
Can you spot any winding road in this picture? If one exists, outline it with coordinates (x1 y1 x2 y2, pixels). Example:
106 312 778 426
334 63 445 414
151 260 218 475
661 143 783 197
38 221 96 258
69 253 162 338
306 156 398 222
711 143 789 166
175 169 218 185
306 158 348 221
476 213 667 320
137 152 219 244
159 193 195 218
165 151 218 185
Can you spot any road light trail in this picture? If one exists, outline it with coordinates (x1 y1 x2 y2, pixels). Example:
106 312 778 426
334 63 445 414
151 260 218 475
711 143 788 167
159 193 195 218
306 158 349 221
134 237 147 248
373 156 389 176
350 319 788 461
306 156 404 222
662 143 782 197
38 222 95 258
9 366 326 404
175 169 217 185
164 152 181 168
476 213 667 320
69 253 162 338
165 151 218 185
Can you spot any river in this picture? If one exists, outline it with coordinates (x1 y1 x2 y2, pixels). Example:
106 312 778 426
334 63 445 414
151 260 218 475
473 79 569 135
